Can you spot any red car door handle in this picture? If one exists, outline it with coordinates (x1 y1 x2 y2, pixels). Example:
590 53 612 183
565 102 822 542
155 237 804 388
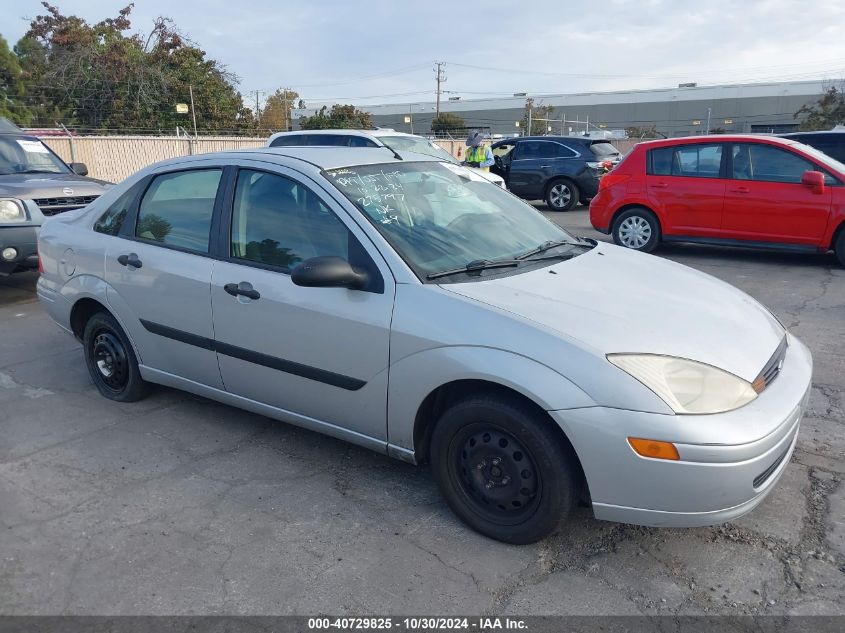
649 183 668 189
730 187 750 193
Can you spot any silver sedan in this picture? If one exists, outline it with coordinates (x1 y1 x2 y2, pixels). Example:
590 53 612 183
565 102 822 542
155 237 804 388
37 147 811 544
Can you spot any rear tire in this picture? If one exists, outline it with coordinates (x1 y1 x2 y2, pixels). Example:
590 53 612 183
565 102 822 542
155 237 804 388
429 394 579 544
545 180 579 211
612 207 661 253
83 311 150 402
835 230 845 268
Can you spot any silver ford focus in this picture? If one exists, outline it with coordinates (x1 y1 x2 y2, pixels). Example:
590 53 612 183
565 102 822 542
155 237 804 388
37 147 812 544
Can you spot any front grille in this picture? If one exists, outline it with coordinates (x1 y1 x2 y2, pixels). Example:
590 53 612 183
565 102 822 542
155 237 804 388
753 445 790 489
753 335 788 393
33 195 100 216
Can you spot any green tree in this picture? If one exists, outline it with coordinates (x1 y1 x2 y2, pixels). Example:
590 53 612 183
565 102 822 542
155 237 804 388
795 85 845 131
259 88 300 132
522 98 555 135
0 35 31 124
299 104 372 130
625 125 660 139
430 112 465 136
17 2 252 133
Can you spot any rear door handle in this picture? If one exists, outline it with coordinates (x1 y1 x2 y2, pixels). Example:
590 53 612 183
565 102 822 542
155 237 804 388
649 182 669 189
730 187 750 194
224 282 260 301
117 253 142 268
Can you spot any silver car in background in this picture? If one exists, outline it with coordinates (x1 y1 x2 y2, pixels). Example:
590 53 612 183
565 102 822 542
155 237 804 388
37 146 811 544
266 128 508 188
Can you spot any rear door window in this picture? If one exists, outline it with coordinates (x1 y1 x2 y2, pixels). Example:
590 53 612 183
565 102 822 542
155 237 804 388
135 169 222 253
516 141 560 160
649 144 723 178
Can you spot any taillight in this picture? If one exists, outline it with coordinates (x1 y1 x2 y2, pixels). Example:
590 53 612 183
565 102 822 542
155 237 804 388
38 256 44 274
598 173 630 191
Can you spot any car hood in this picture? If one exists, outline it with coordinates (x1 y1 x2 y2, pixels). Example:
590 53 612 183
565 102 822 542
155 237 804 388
472 169 505 186
440 242 785 382
0 173 110 199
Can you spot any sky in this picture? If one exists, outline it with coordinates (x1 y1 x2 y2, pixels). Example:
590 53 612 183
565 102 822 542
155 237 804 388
3 0 845 110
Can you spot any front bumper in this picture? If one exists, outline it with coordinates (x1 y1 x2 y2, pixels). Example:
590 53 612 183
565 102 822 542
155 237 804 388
551 335 812 527
0 225 39 275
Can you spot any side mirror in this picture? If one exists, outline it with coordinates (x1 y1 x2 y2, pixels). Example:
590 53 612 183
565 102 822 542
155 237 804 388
70 162 88 176
291 256 367 289
801 170 825 194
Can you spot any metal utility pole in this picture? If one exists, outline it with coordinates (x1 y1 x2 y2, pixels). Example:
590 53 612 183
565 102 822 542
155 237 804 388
706 107 712 134
188 85 198 137
434 62 446 118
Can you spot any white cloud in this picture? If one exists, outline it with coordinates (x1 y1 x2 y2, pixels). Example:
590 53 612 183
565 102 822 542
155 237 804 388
5 0 845 106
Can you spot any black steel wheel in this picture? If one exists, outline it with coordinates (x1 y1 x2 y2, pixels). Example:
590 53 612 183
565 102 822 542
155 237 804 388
453 425 541 525
83 311 150 402
430 394 580 544
91 330 129 392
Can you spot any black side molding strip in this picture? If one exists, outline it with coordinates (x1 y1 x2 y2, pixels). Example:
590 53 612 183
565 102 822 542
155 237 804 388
661 235 820 253
140 319 215 350
139 319 366 391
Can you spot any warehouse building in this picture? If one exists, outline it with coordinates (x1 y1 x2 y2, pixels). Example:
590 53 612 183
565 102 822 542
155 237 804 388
294 79 828 138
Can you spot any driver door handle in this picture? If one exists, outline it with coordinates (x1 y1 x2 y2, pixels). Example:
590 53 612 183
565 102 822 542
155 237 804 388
224 282 260 301
117 253 142 269
649 182 669 189
730 187 750 194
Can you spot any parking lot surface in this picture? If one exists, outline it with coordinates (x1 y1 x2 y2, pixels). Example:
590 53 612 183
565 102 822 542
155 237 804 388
1 207 843 616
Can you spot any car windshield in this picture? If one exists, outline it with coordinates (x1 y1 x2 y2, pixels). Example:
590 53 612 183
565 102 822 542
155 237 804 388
378 135 458 163
325 161 579 280
0 136 70 175
795 142 845 174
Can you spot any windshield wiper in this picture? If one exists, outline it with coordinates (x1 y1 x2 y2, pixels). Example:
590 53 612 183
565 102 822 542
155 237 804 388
515 239 578 260
426 258 519 280
14 169 63 175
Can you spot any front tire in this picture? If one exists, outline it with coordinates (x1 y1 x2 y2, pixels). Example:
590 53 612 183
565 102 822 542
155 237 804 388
83 311 150 402
835 230 845 268
545 180 579 211
429 394 579 544
612 207 661 252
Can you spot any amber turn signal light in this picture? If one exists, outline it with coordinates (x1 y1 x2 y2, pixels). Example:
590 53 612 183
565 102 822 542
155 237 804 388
628 437 680 461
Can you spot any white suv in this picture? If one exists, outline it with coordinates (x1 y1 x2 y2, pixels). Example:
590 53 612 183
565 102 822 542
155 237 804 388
266 128 507 189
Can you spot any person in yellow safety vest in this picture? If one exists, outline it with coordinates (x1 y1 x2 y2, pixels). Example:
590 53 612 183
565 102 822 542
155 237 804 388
463 131 494 171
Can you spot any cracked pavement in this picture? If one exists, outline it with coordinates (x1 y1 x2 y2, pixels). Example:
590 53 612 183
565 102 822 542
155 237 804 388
1 207 843 615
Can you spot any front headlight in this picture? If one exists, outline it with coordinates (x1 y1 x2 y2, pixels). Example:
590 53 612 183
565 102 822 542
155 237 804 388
0 199 26 223
607 354 758 414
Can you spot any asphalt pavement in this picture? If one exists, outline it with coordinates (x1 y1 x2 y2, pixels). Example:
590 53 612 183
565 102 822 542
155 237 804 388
1 207 843 615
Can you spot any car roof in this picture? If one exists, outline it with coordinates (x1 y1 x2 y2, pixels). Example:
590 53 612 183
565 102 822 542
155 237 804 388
492 135 609 145
633 134 803 149
781 130 845 138
266 128 430 144
153 146 442 172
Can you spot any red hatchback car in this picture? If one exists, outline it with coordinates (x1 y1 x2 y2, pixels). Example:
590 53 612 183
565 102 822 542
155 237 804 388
589 135 845 266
